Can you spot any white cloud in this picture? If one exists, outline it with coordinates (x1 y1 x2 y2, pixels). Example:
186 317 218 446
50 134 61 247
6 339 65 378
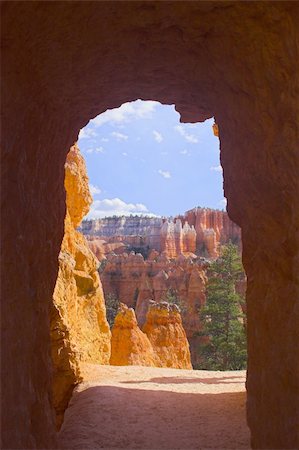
161 151 168 155
210 165 222 172
180 149 188 155
101 137 109 142
153 130 163 143
122 152 128 156
86 197 155 219
89 184 101 196
111 131 128 141
219 198 227 208
86 146 105 154
91 100 159 127
158 169 171 179
174 125 198 143
78 128 97 140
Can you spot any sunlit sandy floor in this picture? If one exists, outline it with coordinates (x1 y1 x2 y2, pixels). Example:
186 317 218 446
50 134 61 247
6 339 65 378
59 364 250 450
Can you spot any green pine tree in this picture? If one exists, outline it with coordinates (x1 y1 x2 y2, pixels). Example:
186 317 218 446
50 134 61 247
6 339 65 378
105 293 120 328
198 243 247 370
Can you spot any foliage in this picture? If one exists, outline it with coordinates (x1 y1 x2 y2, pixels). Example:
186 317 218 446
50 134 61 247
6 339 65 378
133 288 139 309
198 243 247 370
127 245 151 259
98 259 108 273
105 293 120 328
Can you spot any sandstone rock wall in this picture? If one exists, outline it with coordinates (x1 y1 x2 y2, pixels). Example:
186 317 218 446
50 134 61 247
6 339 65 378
3 3 298 449
51 144 111 429
82 216 163 252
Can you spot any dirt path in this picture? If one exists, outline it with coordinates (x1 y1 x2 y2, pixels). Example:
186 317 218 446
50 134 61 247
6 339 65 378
59 364 250 449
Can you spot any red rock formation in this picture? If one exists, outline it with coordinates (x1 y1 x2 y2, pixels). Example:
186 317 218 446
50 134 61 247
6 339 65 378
102 252 208 365
83 210 235 259
160 219 197 257
3 3 298 449
101 252 145 307
143 301 192 369
182 208 241 257
87 237 126 261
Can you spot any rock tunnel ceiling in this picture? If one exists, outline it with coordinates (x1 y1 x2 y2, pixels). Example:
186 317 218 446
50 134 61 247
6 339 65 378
2 2 298 449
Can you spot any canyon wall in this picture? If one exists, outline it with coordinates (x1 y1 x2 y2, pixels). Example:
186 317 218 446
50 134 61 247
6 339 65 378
110 302 192 369
82 207 241 260
101 252 207 366
3 3 298 449
51 144 111 429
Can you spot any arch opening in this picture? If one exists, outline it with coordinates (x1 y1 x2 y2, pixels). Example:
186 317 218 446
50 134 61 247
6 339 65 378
53 100 248 448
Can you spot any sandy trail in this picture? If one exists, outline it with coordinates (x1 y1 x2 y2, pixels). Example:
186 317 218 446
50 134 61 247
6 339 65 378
59 364 250 450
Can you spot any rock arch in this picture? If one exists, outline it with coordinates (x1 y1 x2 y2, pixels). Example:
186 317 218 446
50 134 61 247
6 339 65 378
2 2 298 449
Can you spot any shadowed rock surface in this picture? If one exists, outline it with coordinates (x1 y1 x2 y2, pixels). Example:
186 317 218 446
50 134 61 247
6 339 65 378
2 2 298 448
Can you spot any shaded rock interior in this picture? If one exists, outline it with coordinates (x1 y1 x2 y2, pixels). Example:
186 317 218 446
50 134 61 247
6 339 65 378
2 2 298 449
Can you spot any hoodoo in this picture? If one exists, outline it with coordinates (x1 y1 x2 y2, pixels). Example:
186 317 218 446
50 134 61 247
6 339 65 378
143 301 192 370
110 303 160 367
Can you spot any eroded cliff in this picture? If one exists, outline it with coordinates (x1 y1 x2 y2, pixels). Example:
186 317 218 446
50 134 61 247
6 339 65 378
51 144 111 429
101 251 207 365
83 207 241 259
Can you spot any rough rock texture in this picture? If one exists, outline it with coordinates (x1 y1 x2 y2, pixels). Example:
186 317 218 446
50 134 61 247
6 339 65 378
2 2 298 449
143 302 192 370
83 208 240 259
87 237 126 260
160 219 197 258
110 302 191 370
101 251 207 365
51 144 111 429
110 304 160 367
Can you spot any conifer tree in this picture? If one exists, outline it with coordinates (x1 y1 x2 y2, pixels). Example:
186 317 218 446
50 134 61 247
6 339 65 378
199 243 247 370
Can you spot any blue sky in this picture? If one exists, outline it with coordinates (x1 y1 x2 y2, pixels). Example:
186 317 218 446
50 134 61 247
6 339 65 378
78 100 225 219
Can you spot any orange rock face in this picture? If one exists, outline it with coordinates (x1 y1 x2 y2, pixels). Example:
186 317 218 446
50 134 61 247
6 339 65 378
51 144 111 428
110 302 191 370
110 303 160 367
143 301 192 370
